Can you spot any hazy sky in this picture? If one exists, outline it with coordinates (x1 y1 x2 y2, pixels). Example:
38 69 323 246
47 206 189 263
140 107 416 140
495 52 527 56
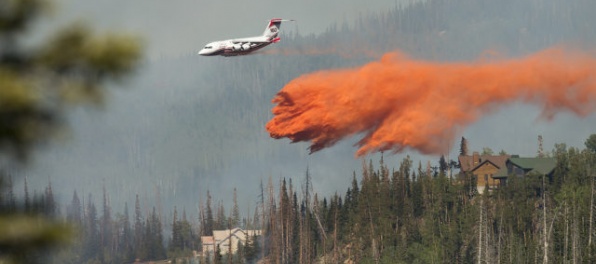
48 0 412 58
22 0 421 209
18 0 596 217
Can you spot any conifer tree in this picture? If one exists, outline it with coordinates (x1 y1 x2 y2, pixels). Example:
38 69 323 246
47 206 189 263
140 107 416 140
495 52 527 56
586 134 596 153
121 202 134 263
147 207 166 260
216 201 226 230
83 194 99 261
460 137 469 156
44 181 56 216
67 190 82 225
439 155 448 175
4 174 16 211
23 176 29 213
206 191 214 236
171 206 180 251
231 188 241 228
100 184 112 262
134 194 145 259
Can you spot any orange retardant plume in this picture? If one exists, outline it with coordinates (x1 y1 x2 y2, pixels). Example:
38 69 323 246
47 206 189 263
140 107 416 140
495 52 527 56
265 48 596 157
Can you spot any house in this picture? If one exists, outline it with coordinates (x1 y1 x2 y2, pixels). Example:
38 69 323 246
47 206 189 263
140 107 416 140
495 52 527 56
493 156 557 185
459 152 510 193
201 228 261 255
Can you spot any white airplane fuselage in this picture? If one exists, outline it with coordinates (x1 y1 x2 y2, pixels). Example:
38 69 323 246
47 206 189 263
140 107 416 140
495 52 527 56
198 18 291 57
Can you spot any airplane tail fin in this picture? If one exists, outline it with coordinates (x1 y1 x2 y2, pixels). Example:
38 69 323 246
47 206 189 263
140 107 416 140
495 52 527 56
263 18 294 40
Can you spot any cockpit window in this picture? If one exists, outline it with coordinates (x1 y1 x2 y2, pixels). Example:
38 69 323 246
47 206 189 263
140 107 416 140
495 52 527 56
205 46 212 49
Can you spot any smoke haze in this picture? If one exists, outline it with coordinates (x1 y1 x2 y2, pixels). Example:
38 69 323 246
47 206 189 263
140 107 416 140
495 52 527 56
267 47 596 156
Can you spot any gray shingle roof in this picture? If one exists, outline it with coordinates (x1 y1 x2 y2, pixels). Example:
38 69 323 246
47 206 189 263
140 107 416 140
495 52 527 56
509 157 557 175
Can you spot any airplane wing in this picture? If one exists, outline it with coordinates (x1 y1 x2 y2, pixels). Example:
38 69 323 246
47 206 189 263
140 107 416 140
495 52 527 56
231 36 270 43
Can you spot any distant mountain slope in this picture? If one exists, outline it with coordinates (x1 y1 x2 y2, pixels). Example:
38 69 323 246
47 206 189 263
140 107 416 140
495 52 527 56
24 0 596 216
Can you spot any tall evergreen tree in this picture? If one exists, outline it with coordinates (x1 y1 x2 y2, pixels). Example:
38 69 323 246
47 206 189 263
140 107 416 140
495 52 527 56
134 194 145 259
147 207 166 260
439 155 448 175
460 136 469 156
67 190 82 225
83 194 99 261
231 188 241 228
586 134 596 153
206 191 214 236
120 202 134 263
100 184 112 262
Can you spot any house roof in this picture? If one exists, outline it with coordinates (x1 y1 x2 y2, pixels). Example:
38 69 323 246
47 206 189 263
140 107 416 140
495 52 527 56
493 167 509 178
204 228 262 246
470 159 500 173
459 154 510 173
201 236 214 245
509 157 557 175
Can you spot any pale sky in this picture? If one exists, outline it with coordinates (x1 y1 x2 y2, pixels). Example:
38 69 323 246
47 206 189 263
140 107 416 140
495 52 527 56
47 0 414 58
18 0 596 215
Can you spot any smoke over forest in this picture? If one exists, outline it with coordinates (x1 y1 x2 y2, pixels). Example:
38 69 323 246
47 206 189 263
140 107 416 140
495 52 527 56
267 47 596 156
12 0 596 246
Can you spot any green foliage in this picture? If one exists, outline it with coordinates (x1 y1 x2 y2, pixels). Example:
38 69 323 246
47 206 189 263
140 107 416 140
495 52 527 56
459 137 468 156
481 147 494 156
0 0 142 262
0 0 142 160
251 140 596 263
586 134 596 153
0 214 72 263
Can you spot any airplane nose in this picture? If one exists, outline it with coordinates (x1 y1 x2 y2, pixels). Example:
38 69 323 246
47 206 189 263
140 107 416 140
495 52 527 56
198 49 206 55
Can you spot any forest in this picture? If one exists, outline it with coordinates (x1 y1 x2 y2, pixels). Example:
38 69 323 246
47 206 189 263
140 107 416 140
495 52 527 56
2 0 596 263
2 136 595 264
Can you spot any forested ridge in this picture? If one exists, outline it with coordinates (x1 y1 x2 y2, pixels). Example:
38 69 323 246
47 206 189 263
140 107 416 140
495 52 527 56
4 139 595 263
260 143 596 264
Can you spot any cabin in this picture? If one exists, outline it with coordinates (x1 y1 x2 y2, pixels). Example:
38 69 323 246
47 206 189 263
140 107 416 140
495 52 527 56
493 156 557 185
201 228 261 256
459 152 510 193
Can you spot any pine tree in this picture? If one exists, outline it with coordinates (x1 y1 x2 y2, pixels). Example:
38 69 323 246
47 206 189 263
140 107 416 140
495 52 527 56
460 137 469 156
121 202 135 263
67 190 82 225
44 181 56 216
171 206 180 251
586 134 596 153
216 201 226 230
5 174 16 211
100 184 112 262
23 176 30 213
83 194 99 261
148 207 166 260
134 194 145 260
206 191 214 236
231 188 241 228
439 155 448 175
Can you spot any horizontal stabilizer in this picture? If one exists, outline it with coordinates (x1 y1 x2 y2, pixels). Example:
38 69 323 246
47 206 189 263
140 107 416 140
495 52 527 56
263 18 295 38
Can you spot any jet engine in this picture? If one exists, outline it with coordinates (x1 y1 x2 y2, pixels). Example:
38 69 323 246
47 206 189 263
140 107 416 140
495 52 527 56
232 44 242 51
242 43 251 50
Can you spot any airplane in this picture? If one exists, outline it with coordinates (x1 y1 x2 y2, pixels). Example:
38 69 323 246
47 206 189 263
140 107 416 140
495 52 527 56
198 18 294 57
